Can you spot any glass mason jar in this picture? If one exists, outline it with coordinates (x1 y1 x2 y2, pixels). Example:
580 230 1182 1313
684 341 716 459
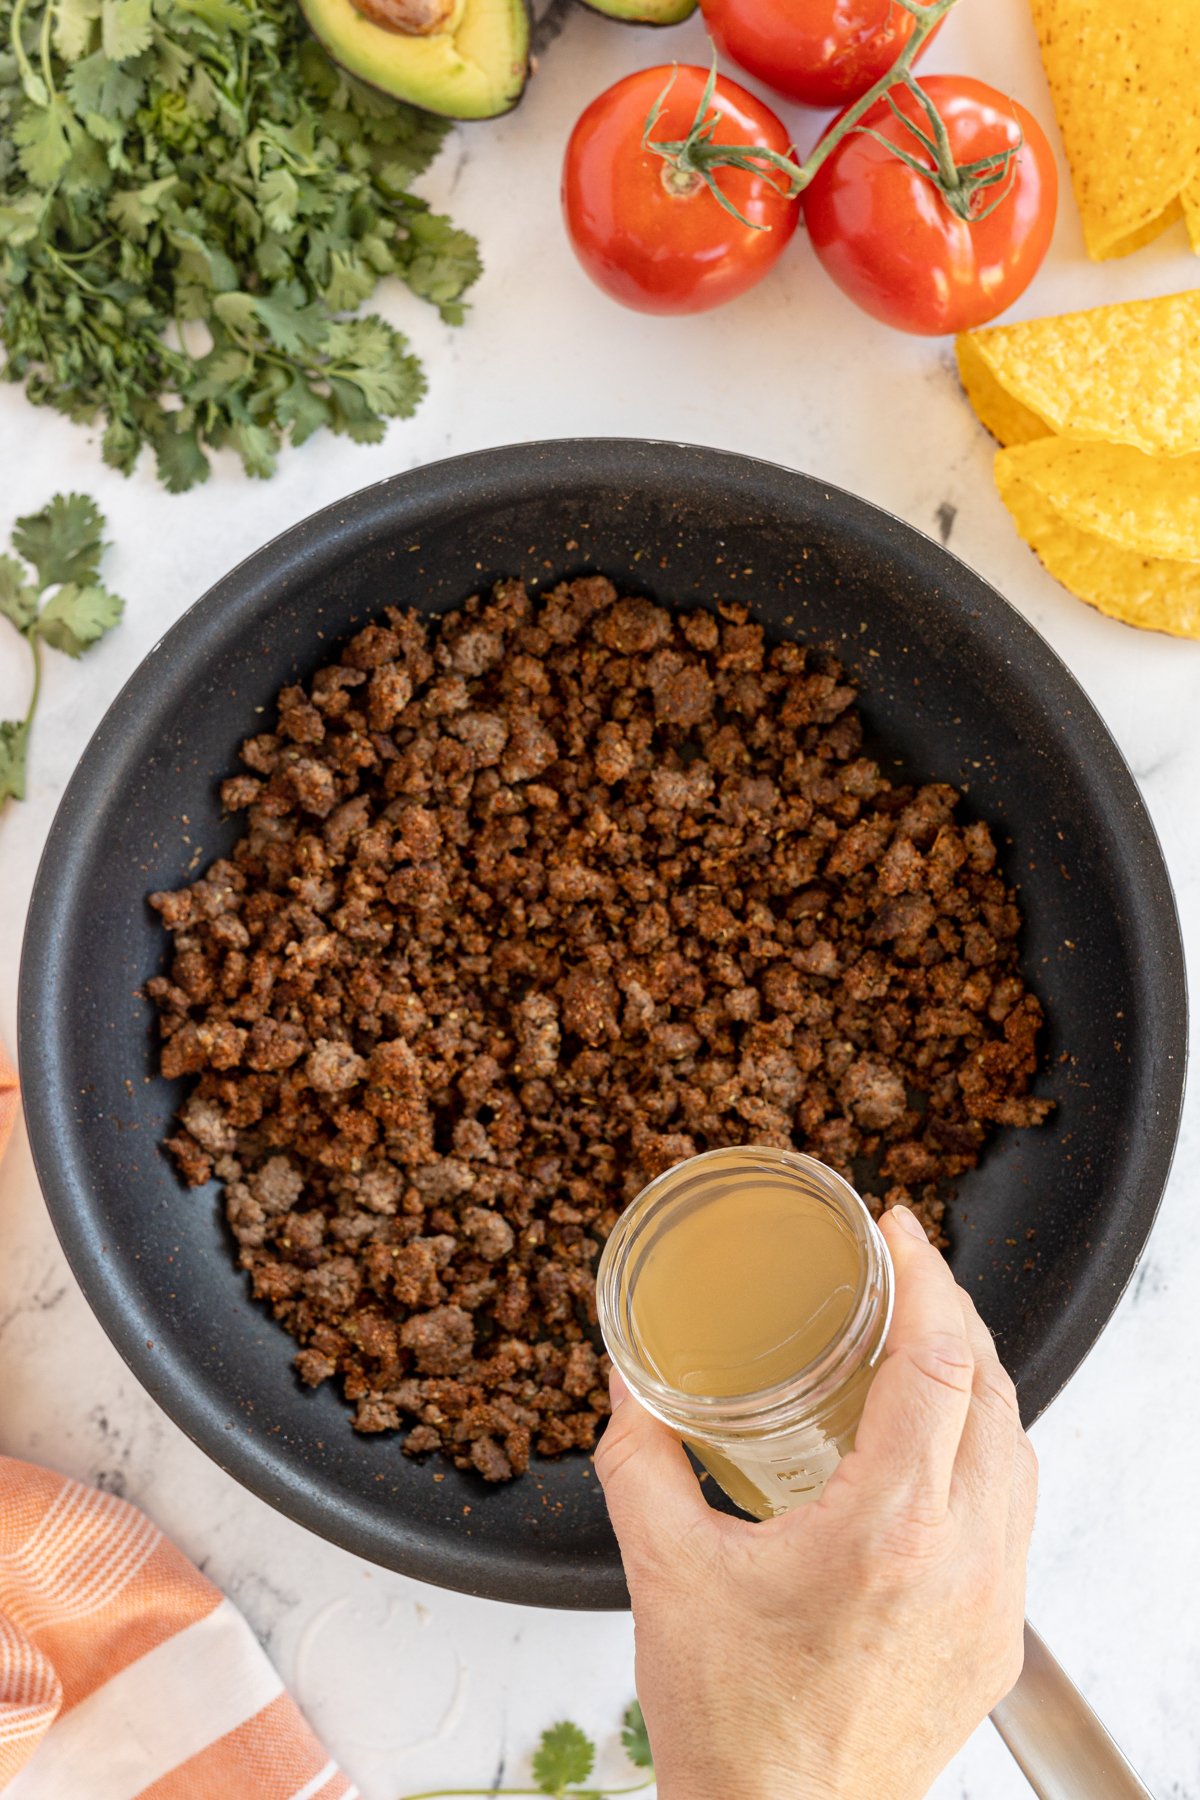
596 1145 894 1519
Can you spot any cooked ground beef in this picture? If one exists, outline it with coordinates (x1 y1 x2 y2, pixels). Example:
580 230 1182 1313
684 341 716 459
149 578 1052 1482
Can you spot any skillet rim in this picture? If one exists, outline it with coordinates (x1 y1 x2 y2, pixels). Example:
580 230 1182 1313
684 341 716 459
17 438 1188 1608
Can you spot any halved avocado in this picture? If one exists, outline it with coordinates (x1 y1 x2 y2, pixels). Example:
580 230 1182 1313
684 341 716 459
577 0 696 24
300 0 530 119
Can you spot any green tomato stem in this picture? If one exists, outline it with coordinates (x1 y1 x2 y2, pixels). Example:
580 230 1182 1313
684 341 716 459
643 0 1020 230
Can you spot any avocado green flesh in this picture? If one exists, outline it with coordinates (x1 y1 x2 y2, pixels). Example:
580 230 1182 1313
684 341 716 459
578 0 696 22
301 0 530 119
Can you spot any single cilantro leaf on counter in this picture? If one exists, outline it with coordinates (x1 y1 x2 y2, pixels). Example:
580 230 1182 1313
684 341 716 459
1 493 126 812
0 721 29 805
37 582 125 657
13 494 106 590
532 1722 596 1796
620 1701 653 1771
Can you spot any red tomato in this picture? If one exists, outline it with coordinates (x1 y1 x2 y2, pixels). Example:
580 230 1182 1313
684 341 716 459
701 0 941 109
803 76 1057 335
562 66 800 315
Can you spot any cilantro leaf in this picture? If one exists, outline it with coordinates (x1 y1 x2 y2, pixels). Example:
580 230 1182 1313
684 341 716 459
108 174 177 240
325 317 423 415
102 416 144 475
325 376 388 444
0 557 37 631
621 1701 653 1771
54 0 104 61
394 203 482 325
0 193 44 246
101 0 153 62
13 494 106 590
67 51 146 122
59 126 110 193
531 1722 595 1796
211 290 259 335
0 721 29 805
37 582 125 657
273 371 331 446
227 419 278 479
154 424 211 493
322 249 379 314
176 0 254 31
257 166 299 234
15 96 79 187
188 347 254 399
171 227 240 296
251 283 328 356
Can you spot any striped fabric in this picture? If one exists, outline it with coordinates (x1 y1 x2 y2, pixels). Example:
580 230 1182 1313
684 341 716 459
0 1042 354 1800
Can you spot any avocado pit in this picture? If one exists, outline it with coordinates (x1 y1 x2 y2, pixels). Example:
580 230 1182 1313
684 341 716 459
347 0 454 36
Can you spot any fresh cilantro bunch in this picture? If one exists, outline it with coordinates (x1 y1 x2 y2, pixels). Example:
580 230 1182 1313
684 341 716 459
0 0 481 491
0 493 124 804
400 1702 655 1799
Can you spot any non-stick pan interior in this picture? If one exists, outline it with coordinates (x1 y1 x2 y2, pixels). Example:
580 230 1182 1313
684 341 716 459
19 441 1186 1607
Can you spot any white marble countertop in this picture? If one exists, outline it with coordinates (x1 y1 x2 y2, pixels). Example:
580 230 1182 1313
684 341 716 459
1 2 1198 1794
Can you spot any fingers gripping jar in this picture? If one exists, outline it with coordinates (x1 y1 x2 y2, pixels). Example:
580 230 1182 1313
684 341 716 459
596 1146 894 1519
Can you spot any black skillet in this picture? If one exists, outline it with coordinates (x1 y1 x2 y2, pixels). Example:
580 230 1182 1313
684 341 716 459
18 440 1187 1609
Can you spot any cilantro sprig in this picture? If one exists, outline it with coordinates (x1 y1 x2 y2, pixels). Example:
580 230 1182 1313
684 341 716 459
0 493 124 805
400 1702 655 1800
0 0 481 491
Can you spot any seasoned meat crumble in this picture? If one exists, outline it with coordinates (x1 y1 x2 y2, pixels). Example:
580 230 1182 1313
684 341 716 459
148 577 1051 1482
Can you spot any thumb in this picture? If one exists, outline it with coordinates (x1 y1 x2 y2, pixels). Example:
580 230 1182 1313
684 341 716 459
594 1372 710 1577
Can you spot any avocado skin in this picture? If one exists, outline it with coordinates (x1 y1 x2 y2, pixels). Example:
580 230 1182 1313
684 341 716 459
576 0 696 22
300 0 532 120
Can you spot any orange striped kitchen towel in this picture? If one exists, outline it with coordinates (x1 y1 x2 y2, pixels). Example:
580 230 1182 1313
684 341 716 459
0 1044 355 1800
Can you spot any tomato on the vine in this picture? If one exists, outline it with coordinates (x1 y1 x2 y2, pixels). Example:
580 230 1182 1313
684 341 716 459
561 65 800 316
803 76 1057 335
700 0 941 109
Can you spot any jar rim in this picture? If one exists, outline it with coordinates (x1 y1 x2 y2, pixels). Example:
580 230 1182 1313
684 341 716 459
596 1146 894 1435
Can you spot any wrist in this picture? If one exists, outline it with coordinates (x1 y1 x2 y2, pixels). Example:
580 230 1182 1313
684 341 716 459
656 1757 837 1800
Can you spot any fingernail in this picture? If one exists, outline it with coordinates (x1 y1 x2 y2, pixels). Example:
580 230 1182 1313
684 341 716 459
609 1369 629 1409
889 1204 927 1240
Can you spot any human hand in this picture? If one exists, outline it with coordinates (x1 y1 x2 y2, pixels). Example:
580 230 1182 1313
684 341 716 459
595 1205 1037 1800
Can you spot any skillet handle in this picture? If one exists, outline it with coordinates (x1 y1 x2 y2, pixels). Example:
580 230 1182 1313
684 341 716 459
990 1622 1154 1799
